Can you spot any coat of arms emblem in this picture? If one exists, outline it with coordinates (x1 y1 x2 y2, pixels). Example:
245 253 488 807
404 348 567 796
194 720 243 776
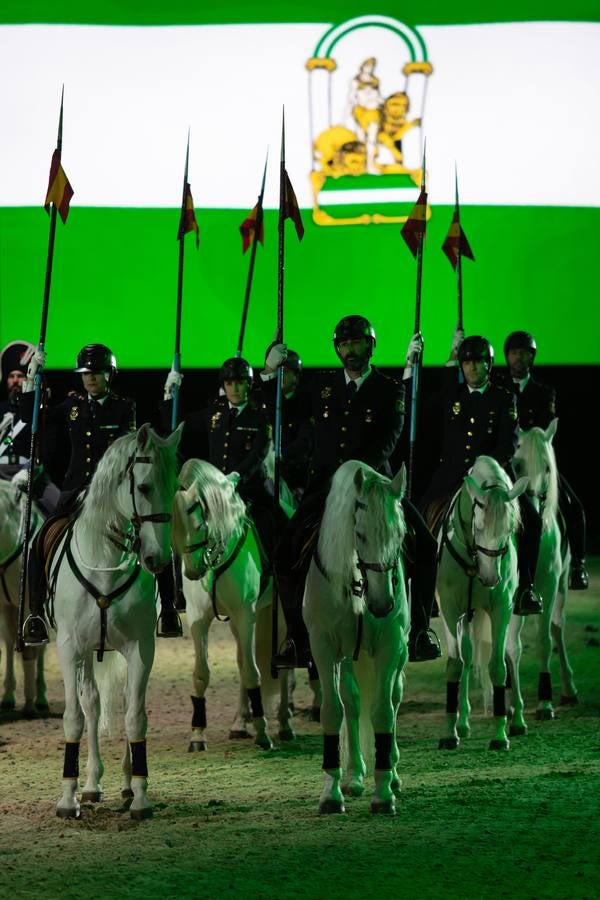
306 15 433 226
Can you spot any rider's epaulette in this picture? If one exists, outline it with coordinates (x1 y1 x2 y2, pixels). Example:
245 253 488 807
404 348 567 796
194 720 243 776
68 391 86 401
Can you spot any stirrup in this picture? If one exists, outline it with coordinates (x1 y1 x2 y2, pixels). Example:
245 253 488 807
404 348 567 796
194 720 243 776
408 628 442 662
157 609 183 638
22 614 50 647
569 564 589 591
513 586 543 616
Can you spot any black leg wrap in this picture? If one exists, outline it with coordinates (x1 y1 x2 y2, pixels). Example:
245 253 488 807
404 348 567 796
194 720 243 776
374 732 393 771
247 686 264 719
191 695 207 728
538 671 553 702
446 681 459 714
493 685 506 718
130 740 148 778
322 733 340 771
63 741 80 779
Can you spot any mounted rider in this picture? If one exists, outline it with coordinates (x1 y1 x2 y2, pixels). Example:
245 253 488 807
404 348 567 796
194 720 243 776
496 330 588 590
270 314 440 667
420 330 543 616
20 343 183 645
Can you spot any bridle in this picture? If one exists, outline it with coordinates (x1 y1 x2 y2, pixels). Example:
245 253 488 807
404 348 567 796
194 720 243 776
352 499 400 616
108 452 172 555
442 484 510 584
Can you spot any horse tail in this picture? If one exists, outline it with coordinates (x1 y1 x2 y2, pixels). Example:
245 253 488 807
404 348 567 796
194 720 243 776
341 652 375 774
93 652 127 737
471 609 493 715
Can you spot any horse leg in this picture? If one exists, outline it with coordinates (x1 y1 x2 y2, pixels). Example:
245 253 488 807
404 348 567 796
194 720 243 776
439 617 463 749
35 645 49 712
255 601 295 741
123 642 154 820
188 610 213 751
339 658 366 798
79 653 104 802
535 585 557 721
553 564 578 704
370 646 403 816
227 619 252 740
506 615 527 736
56 641 85 818
311 638 344 814
390 666 405 798
457 619 473 739
488 604 511 751
234 610 272 750
309 666 322 723
20 645 38 718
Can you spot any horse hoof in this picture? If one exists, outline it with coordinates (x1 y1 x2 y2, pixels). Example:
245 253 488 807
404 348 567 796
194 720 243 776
489 738 510 751
121 788 134 800
81 791 103 803
509 723 528 737
560 694 578 707
438 737 459 750
535 708 555 721
311 707 321 723
228 729 251 740
0 699 16 711
277 729 296 742
56 806 80 819
35 701 50 714
22 706 38 720
371 799 396 816
342 782 365 798
188 740 207 752
318 799 345 815
130 806 153 821
456 725 471 739
255 737 273 751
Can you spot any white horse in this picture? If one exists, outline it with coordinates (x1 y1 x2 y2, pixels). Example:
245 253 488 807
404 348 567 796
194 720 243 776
506 420 576 728
437 456 528 751
0 479 47 716
303 460 409 816
172 458 292 753
47 424 180 819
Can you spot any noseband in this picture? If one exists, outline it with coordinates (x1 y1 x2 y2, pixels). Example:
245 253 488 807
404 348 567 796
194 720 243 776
353 499 398 616
109 453 172 553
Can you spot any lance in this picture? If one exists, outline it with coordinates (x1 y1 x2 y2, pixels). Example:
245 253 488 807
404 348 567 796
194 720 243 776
236 153 268 358
17 89 72 651
171 131 199 430
402 144 428 501
455 167 464 331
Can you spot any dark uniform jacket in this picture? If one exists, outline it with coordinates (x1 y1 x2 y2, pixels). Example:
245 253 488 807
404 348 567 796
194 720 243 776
19 390 136 496
294 367 405 492
259 380 311 492
422 366 517 505
163 394 271 493
495 373 556 430
0 399 33 462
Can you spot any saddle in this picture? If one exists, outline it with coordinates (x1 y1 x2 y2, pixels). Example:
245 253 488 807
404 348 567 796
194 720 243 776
41 516 72 579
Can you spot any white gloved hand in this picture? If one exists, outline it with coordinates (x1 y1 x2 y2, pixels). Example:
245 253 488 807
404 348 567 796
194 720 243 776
405 333 424 365
164 369 183 400
265 343 287 371
451 327 465 356
23 349 46 391
11 468 29 491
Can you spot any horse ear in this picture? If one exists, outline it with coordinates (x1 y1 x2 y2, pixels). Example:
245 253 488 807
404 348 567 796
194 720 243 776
544 417 558 443
390 464 406 498
166 422 184 449
353 466 365 493
507 476 529 501
136 422 150 451
464 474 486 499
227 471 240 490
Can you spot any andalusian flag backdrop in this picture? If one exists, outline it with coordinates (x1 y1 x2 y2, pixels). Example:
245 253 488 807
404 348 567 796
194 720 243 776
0 2 598 368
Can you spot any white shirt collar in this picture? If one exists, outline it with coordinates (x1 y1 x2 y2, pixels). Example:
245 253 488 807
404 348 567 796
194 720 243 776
344 366 371 391
88 393 108 405
512 374 531 392
228 401 247 414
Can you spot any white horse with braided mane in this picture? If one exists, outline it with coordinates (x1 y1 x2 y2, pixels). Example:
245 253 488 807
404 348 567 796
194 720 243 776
172 458 292 753
303 459 409 816
506 420 577 728
47 424 180 820
0 478 47 716
437 455 528 751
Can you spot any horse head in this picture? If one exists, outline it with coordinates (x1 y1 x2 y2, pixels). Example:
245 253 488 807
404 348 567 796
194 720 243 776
352 463 406 618
463 457 527 588
513 419 559 523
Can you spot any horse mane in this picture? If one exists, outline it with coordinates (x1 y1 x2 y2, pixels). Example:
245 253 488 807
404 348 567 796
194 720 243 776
0 480 21 546
318 460 406 608
466 455 522 534
174 458 246 552
78 428 179 555
513 428 559 526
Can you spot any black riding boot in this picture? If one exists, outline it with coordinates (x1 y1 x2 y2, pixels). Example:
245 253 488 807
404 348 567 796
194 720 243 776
272 574 311 669
404 500 441 662
559 476 589 590
514 495 543 615
22 536 50 646
155 561 183 637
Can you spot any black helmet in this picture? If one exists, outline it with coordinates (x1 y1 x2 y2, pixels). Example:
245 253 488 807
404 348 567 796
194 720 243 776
284 350 302 374
333 315 376 348
503 330 537 363
0 341 35 383
458 335 494 367
219 357 253 383
74 344 117 378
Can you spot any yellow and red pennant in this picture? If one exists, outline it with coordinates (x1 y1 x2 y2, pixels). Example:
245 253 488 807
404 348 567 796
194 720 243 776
442 209 475 269
400 189 427 258
177 182 199 248
44 149 74 223
240 203 264 254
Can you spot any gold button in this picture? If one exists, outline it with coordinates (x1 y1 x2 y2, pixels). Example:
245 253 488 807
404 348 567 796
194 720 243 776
86 431 91 437
341 426 347 433
222 466 226 472
225 431 230 437
224 441 228 448
467 431 473 437
86 444 91 449
86 457 91 463
340 442 346 449
344 410 349 416
465 445 471 450
469 417 475 423
464 458 469 464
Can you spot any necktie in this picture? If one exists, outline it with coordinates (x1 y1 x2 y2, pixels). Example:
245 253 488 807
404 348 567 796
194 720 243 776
347 380 357 400
89 399 99 420
229 407 238 424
